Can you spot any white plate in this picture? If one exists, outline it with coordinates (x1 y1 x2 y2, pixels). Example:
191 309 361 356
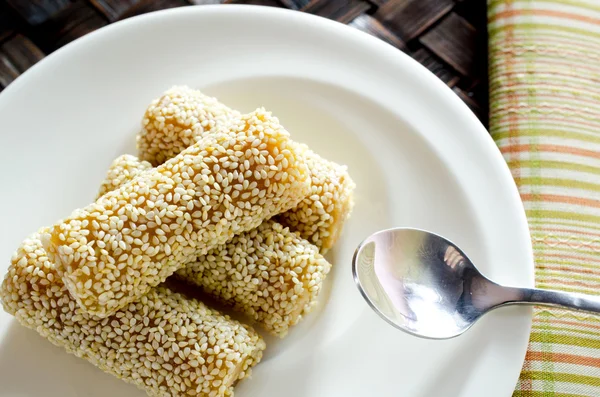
0 5 533 397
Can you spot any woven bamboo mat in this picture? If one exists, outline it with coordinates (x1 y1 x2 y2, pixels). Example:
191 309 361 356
0 0 488 126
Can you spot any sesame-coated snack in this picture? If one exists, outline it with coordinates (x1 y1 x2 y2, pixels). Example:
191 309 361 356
1 230 265 397
42 109 312 317
137 86 241 166
275 148 355 253
177 220 331 337
137 86 356 253
98 156 332 337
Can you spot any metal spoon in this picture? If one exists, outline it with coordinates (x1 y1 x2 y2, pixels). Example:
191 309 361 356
352 227 600 340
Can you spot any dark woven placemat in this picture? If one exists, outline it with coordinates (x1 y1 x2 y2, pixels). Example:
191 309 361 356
0 0 488 126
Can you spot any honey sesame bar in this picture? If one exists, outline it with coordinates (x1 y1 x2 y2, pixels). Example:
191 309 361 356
137 86 241 167
98 155 332 337
138 86 356 253
1 230 265 397
275 147 355 253
177 220 331 337
42 109 312 317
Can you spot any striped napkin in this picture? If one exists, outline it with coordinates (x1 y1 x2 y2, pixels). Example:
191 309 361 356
488 0 600 395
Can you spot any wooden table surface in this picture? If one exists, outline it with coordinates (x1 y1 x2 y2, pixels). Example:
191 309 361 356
0 0 489 126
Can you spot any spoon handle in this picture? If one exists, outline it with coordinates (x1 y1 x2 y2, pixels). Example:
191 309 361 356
496 285 600 314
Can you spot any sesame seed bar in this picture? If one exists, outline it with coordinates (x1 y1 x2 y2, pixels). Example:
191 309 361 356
274 147 355 253
137 86 241 166
137 86 355 253
42 109 312 317
177 220 331 337
1 230 265 397
98 155 332 337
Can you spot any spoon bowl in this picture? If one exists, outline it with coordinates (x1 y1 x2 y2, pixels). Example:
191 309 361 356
353 228 600 339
